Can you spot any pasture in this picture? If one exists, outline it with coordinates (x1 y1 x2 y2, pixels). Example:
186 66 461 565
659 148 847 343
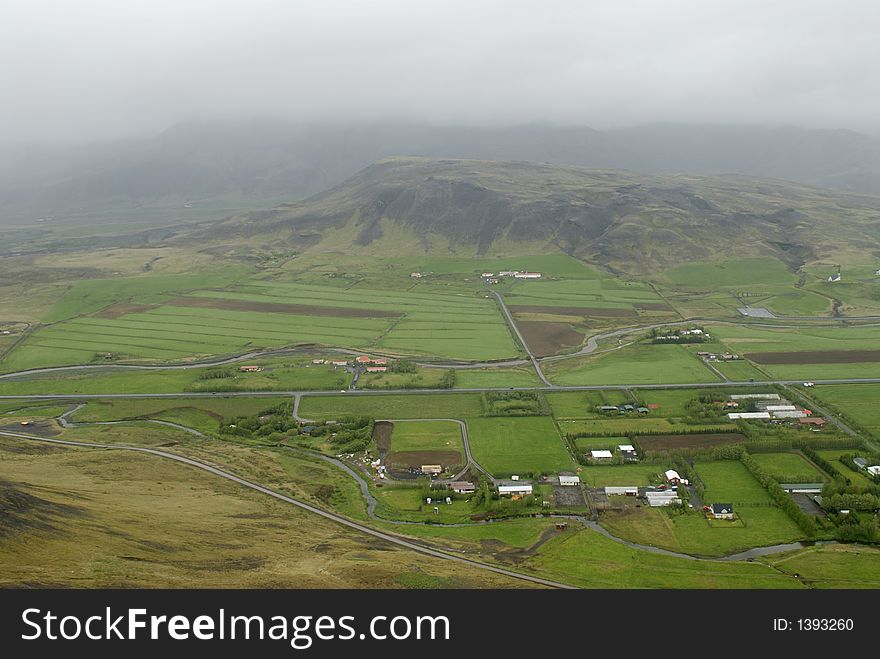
662 258 795 288
465 416 574 476
810 384 880 439
749 452 825 483
3 278 520 371
546 343 719 386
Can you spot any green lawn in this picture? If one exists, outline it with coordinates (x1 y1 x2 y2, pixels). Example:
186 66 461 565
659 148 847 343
466 416 574 476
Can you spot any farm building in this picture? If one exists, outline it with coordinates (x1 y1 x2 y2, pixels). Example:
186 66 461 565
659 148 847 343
867 466 880 477
645 491 681 507
355 355 372 364
371 357 388 365
481 272 495 278
366 366 387 373
727 412 771 420
771 410 807 419
238 365 262 372
605 486 638 496
619 444 638 461
764 404 797 412
311 359 325 364
590 450 613 460
598 405 619 413
331 360 348 367
710 503 735 520
410 272 423 278
780 483 824 494
730 393 780 401
420 464 443 475
513 271 542 279
558 474 581 486
853 457 868 470
664 469 682 484
798 417 826 427
449 481 476 494
497 481 533 496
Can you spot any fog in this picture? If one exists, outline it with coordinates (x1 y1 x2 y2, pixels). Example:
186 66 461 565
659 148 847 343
1 0 878 144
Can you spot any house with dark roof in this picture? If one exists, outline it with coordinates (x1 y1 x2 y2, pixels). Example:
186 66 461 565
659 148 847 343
711 503 734 520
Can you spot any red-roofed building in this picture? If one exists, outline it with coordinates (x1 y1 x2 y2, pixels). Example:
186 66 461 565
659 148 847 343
798 417 826 427
366 366 387 373
356 355 372 364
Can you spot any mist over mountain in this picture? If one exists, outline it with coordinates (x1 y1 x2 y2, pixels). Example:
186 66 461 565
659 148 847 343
198 157 880 275
3 120 880 223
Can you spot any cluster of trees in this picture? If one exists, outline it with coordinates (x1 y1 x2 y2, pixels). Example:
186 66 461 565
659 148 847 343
325 416 374 452
223 402 297 439
389 359 417 374
834 515 880 543
197 368 234 380
484 391 548 416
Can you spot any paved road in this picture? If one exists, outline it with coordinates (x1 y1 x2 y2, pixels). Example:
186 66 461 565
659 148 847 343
489 290 553 386
0 429 574 589
5 377 880 401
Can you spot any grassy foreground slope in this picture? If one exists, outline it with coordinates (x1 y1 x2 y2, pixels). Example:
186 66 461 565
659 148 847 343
0 436 526 588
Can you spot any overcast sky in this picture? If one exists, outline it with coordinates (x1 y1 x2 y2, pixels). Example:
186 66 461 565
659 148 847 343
1 0 878 143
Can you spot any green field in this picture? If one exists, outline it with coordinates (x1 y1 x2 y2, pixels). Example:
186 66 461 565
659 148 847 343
72 397 290 433
686 460 804 553
299 393 484 420
578 463 668 487
546 343 719 386
466 416 574 476
662 258 795 288
0 358 351 395
709 359 769 382
759 545 880 588
522 525 802 589
3 278 521 371
815 450 877 488
558 417 733 437
545 390 630 418
388 420 464 457
810 384 880 439
749 452 825 482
